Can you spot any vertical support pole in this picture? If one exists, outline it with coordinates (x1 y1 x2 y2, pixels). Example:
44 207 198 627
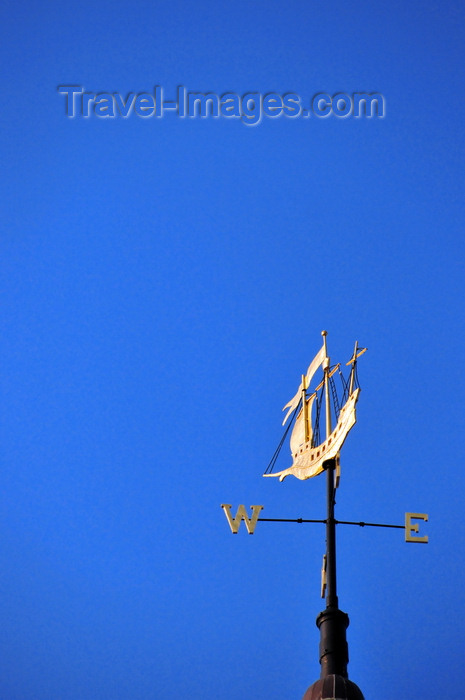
325 459 338 609
316 458 350 680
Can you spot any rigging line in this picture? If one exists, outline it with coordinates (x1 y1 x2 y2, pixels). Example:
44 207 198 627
318 387 324 436
264 403 299 474
339 369 349 404
313 389 323 447
353 362 360 390
329 374 340 419
264 433 286 474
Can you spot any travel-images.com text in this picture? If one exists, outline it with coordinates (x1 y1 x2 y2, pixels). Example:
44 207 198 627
58 86 385 126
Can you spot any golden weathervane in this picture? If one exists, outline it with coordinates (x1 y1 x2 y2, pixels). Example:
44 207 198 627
221 330 428 543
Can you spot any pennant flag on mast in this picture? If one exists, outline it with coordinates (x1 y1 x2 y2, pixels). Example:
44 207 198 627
282 343 326 425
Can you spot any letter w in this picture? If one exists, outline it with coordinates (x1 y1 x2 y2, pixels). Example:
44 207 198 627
221 504 263 534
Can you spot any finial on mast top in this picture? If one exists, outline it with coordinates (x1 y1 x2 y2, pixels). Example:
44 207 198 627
321 330 327 337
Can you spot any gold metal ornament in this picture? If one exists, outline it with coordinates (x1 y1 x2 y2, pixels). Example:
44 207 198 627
264 332 366 482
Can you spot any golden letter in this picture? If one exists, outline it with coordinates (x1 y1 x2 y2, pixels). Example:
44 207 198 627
405 512 429 543
221 504 264 534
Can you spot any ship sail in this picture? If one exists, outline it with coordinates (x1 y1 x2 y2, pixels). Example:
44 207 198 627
282 344 326 425
290 394 316 454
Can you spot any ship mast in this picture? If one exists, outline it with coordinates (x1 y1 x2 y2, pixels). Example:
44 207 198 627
348 341 359 395
302 374 310 443
322 331 331 440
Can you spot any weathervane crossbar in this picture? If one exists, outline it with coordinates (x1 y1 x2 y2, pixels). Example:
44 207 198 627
221 504 428 541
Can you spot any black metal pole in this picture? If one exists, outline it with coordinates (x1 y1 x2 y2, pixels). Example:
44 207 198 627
316 458 349 679
302 456 365 699
325 459 338 609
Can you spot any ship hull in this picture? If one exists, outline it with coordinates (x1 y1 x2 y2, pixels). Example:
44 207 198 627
264 388 360 481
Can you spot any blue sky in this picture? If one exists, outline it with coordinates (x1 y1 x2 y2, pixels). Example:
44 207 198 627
1 1 465 698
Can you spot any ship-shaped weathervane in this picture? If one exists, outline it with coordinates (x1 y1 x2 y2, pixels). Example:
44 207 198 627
264 330 364 482
221 331 428 700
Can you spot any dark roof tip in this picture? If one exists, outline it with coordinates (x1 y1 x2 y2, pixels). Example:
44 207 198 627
302 674 365 700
